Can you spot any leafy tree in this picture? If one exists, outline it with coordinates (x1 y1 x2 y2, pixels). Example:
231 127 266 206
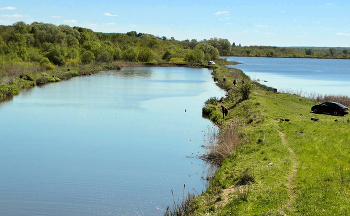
66 47 79 60
126 31 137 37
114 47 122 60
66 35 79 47
123 47 138 61
25 33 35 47
10 33 27 47
46 44 66 65
0 37 9 55
18 46 28 61
13 21 31 34
305 49 313 55
162 49 173 61
184 51 196 62
138 47 153 62
80 49 95 64
96 48 113 62
147 37 158 48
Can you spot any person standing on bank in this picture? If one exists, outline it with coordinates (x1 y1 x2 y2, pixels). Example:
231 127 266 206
221 105 228 119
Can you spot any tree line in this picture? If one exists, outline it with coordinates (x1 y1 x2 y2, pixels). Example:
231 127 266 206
1 21 349 72
0 21 225 70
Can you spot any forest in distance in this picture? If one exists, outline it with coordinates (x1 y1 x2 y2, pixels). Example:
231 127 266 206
1 21 350 71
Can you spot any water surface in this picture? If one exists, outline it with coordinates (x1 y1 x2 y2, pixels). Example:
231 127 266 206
0 67 224 216
226 57 350 96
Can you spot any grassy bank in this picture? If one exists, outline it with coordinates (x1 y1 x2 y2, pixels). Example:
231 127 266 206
174 63 350 215
0 62 123 101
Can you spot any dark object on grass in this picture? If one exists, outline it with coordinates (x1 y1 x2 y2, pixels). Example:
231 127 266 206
273 88 277 93
233 79 236 86
285 119 290 122
221 105 228 119
335 119 339 122
311 102 349 116
311 117 319 121
223 77 226 82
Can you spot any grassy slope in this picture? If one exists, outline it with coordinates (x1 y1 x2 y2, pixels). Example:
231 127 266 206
190 65 350 215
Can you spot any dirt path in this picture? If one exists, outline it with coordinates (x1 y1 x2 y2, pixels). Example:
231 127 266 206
278 130 298 213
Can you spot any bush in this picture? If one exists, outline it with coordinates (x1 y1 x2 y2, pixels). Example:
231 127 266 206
205 97 219 105
39 57 55 70
65 58 82 66
238 82 252 100
169 57 186 64
202 105 216 115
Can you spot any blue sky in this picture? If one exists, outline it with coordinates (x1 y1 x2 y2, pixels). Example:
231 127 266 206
1 0 349 47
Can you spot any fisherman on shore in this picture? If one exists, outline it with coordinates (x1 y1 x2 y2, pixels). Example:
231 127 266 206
233 79 236 86
221 105 228 119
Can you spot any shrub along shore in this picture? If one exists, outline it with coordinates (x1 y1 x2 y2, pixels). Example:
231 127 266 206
166 62 350 215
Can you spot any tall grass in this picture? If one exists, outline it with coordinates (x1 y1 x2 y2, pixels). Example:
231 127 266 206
200 124 241 166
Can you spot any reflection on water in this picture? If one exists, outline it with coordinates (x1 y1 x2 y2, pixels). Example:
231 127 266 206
0 67 224 216
226 57 350 96
104 68 152 78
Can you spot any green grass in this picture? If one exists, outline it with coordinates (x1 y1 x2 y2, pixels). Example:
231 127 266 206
187 64 350 215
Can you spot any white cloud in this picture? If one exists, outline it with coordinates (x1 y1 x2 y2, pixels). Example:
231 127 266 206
256 25 268 27
281 11 285 13
253 30 259 32
89 24 97 26
214 11 229 15
219 17 229 20
51 16 61 18
103 22 115 25
63 19 77 23
0 14 22 17
337 32 350 36
0 7 16 10
104 13 118 17
326 3 334 5
130 24 137 27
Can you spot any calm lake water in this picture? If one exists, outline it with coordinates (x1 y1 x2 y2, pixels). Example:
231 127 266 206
226 57 350 96
0 67 224 216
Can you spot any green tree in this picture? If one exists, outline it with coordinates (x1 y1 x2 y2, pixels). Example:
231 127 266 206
147 37 158 48
123 47 138 61
305 49 313 55
162 49 173 61
96 48 113 62
138 47 153 62
0 37 9 55
114 47 122 60
184 51 196 62
46 44 66 65
80 49 95 64
10 33 27 47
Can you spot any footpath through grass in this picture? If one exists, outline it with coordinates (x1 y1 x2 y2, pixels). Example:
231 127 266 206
183 64 350 215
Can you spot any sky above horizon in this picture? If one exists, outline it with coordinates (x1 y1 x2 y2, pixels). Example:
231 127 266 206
0 0 349 47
